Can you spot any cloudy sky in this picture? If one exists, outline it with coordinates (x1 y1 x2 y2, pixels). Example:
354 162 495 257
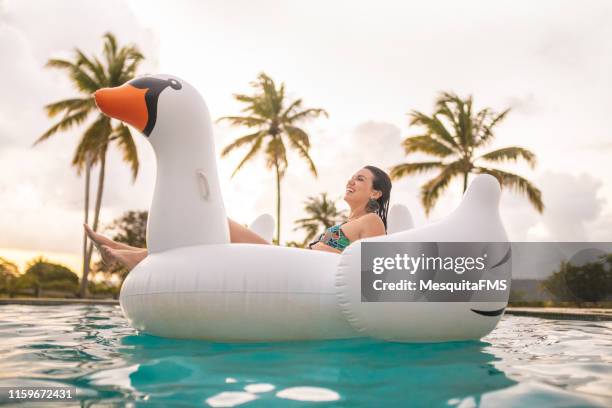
1 0 611 273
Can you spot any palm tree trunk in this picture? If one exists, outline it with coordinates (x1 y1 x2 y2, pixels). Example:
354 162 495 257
80 147 107 297
274 156 281 245
81 155 92 296
271 133 281 244
463 172 469 193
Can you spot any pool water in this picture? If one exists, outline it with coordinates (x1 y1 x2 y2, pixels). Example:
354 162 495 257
0 305 610 407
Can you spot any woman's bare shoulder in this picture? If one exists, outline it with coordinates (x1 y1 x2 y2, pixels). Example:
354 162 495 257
359 212 383 223
358 213 385 237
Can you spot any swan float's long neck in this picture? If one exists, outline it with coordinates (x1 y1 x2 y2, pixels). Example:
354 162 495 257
146 97 230 253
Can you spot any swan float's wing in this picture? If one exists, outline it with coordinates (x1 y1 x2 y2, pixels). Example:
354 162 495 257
249 214 275 243
386 204 414 233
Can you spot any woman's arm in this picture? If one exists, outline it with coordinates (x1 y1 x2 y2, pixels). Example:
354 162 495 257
309 241 342 254
310 242 342 254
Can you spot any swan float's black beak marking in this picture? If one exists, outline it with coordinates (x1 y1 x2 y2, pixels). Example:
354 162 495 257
128 77 182 136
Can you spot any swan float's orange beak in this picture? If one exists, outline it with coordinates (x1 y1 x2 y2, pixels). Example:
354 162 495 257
93 84 148 133
94 76 182 136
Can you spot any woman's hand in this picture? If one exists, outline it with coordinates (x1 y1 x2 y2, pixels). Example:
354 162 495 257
309 241 342 254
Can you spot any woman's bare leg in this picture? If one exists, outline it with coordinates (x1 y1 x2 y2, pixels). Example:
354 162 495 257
227 218 270 244
85 218 269 248
83 223 140 251
84 217 269 271
100 245 147 271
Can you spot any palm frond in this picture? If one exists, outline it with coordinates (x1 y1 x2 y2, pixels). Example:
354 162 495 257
283 125 310 148
471 107 492 146
420 160 464 215
233 93 259 105
293 192 345 242
216 116 267 127
45 58 75 70
286 107 329 122
408 110 459 151
44 98 93 118
475 167 544 212
46 56 100 91
75 50 107 85
234 93 271 119
457 94 473 147
265 137 288 177
292 220 320 242
114 123 139 181
109 46 142 85
230 135 264 177
281 98 302 118
401 135 455 157
71 115 111 172
34 109 90 145
220 131 264 157
434 102 462 145
389 161 444 180
118 54 144 84
103 32 119 68
477 147 536 168
476 108 511 147
68 63 102 93
285 126 317 177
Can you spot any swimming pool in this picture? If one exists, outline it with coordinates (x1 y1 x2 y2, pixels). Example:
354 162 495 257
0 305 610 407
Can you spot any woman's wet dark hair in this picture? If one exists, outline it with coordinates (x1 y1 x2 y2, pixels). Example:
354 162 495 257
364 165 392 231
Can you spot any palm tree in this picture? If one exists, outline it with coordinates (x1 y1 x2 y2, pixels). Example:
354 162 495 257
390 92 544 216
218 72 328 243
34 33 144 297
294 193 347 245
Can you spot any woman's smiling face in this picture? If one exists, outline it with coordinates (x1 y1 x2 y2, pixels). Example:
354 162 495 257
344 168 381 207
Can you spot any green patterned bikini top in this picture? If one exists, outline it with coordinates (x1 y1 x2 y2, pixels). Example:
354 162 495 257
308 222 351 251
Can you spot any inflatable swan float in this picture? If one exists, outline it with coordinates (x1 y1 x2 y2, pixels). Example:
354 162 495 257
94 75 511 342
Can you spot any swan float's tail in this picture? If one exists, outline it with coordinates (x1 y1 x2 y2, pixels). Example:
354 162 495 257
336 174 511 342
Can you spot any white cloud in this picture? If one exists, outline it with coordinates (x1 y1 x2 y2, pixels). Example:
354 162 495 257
537 172 608 241
501 171 611 242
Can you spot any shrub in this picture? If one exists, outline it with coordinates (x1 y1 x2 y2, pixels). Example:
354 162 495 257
542 256 612 303
12 257 80 296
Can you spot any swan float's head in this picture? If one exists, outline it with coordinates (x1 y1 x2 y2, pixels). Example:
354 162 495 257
94 75 229 251
93 75 213 151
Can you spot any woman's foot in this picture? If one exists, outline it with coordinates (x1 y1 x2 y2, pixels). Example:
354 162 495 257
100 245 147 271
83 224 116 266
83 223 144 266
83 223 118 248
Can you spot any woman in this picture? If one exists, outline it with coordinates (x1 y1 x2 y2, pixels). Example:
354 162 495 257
84 165 391 270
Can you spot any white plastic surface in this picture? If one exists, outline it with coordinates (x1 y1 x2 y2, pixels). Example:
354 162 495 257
249 214 275 243
386 204 414 233
121 244 355 341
